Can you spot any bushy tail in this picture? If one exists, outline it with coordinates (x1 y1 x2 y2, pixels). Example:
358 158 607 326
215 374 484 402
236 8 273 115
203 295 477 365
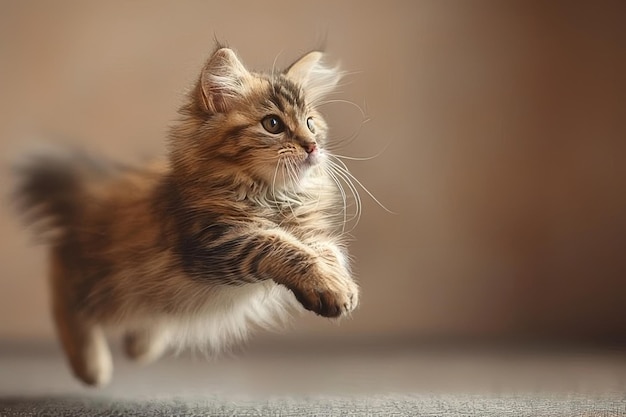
14 150 108 243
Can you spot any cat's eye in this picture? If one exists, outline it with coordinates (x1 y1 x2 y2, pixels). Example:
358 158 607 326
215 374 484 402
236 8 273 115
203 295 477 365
262 115 285 134
306 117 315 133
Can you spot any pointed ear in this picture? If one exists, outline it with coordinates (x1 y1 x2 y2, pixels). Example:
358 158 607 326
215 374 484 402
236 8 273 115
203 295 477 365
197 48 249 113
285 51 342 104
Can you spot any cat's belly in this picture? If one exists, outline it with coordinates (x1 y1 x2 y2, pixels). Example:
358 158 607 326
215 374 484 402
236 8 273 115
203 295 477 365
158 280 297 353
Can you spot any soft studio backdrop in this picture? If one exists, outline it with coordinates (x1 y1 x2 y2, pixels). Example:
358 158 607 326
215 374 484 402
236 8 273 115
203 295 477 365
1 1 625 349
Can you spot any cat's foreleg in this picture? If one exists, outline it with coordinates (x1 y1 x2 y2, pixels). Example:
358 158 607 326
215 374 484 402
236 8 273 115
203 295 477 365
309 240 352 275
243 229 359 317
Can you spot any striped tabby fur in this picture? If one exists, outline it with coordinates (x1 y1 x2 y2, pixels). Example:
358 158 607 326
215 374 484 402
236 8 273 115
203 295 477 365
15 46 359 386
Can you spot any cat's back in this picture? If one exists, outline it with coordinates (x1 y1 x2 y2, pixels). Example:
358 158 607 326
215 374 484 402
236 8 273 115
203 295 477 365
77 159 169 248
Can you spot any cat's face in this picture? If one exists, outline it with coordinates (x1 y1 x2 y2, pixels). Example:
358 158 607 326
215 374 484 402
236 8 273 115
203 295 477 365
173 48 342 193
208 72 331 189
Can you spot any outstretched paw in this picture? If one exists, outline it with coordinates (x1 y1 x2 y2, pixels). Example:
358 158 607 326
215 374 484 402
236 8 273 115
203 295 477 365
290 269 359 318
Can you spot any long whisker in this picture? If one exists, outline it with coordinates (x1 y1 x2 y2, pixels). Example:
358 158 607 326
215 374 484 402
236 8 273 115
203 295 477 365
326 160 363 229
337 168 363 229
284 158 299 219
324 116 371 153
330 140 392 161
327 156 395 215
271 49 284 79
323 165 348 232
317 98 369 120
271 157 281 209
308 165 324 213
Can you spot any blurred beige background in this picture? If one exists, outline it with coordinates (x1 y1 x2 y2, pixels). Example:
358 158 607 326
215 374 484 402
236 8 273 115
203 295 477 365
1 0 625 347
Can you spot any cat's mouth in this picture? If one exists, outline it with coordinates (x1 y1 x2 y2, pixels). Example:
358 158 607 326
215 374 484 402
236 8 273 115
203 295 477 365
279 148 322 168
273 147 324 188
304 149 320 166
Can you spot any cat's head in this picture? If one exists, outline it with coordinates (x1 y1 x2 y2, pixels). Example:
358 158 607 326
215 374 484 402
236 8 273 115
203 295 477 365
170 46 342 195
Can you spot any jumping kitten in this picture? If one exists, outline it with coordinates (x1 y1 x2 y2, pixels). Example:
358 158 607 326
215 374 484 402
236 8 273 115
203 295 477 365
15 46 359 386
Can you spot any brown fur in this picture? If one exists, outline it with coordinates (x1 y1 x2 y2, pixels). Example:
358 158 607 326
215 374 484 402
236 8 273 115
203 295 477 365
15 46 358 386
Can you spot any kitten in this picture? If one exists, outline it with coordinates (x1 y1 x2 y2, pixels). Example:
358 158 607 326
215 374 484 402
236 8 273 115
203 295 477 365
15 46 359 387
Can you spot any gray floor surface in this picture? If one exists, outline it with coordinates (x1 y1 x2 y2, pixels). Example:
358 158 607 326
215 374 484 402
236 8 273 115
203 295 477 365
2 342 626 416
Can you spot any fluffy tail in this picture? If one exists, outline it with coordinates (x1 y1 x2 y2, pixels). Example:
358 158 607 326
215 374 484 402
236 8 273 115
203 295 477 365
14 150 108 242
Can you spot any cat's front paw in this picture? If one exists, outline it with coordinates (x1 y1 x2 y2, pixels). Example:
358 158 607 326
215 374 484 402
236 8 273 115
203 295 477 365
291 268 359 318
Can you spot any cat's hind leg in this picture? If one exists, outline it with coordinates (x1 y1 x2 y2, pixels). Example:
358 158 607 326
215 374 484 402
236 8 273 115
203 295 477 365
123 326 170 364
51 252 113 386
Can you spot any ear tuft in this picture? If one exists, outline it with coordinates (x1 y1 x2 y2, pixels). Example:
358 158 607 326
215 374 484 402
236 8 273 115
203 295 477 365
198 48 249 113
285 51 342 105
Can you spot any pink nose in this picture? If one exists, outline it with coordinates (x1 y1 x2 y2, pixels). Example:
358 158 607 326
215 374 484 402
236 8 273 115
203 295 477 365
303 142 317 154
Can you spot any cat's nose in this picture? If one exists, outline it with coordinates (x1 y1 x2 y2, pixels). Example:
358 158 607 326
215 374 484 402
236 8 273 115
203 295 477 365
301 141 317 154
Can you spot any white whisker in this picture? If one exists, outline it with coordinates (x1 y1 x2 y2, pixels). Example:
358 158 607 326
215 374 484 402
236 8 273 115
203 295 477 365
323 166 349 233
324 116 371 153
333 166 363 229
270 158 281 209
317 98 369 120
271 49 284 79
327 156 395 215
330 140 392 161
283 158 299 219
